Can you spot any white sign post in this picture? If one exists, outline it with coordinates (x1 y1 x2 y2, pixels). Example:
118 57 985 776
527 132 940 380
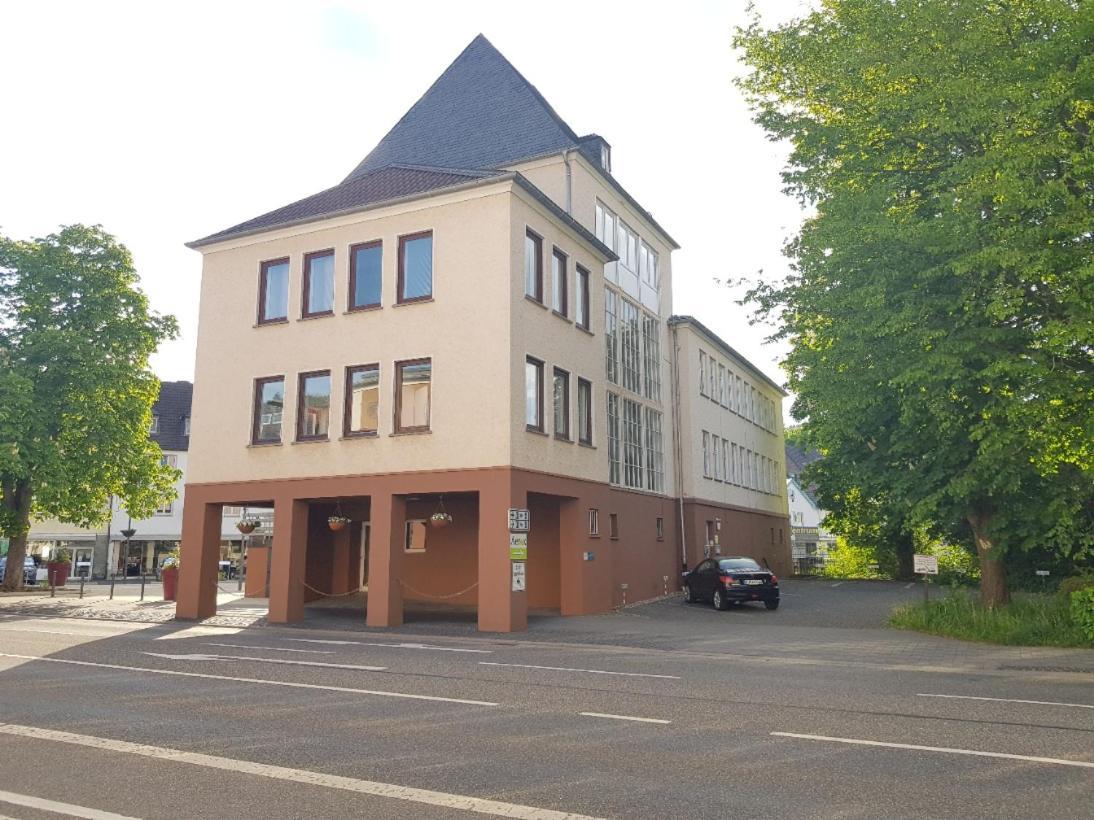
511 562 526 592
913 554 939 602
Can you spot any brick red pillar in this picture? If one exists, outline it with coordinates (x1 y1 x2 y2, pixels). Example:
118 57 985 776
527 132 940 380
244 546 269 598
330 525 352 595
176 500 222 620
366 493 405 627
478 473 527 632
267 497 308 624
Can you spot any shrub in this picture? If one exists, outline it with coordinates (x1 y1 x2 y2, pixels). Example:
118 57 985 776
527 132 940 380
929 542 979 586
823 538 884 579
1058 574 1094 597
1071 589 1094 642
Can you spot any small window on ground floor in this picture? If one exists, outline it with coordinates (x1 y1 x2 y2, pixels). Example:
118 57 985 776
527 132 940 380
609 513 619 540
405 520 428 552
588 508 599 536
656 517 664 540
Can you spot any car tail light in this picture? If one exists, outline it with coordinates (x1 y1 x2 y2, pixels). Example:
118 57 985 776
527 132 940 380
721 575 736 587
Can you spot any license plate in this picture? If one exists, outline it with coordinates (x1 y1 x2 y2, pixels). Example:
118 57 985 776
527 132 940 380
745 579 764 585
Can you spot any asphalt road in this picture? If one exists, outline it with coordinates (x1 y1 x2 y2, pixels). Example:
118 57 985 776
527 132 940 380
0 584 1091 819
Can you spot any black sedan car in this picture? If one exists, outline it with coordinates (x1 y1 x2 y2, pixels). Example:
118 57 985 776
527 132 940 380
682 556 779 610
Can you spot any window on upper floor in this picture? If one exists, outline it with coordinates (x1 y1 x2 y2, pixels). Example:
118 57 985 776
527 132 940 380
639 241 659 290
302 250 335 318
344 364 380 437
398 231 433 303
723 438 731 484
620 298 640 393
553 367 570 441
713 436 723 481
394 358 431 433
297 370 331 441
731 443 739 485
525 357 544 432
552 248 568 316
718 364 727 407
349 241 382 311
258 258 289 324
604 288 619 384
622 398 643 489
595 201 616 253
607 392 621 484
698 351 708 396
702 431 711 478
149 415 159 434
575 266 590 330
644 407 664 493
577 377 593 445
616 220 638 271
642 313 661 402
252 376 285 444
183 416 190 436
525 229 543 302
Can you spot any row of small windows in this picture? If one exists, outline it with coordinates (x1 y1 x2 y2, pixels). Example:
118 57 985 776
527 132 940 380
251 360 432 445
607 393 665 493
525 357 594 446
257 231 434 324
701 431 782 496
605 288 661 401
594 200 660 290
698 349 778 434
149 415 189 436
524 229 591 330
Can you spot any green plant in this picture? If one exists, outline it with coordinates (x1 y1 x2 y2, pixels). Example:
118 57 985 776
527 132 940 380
1058 574 1094 597
50 548 72 563
161 548 180 571
929 542 979 586
822 538 885 579
1071 589 1094 642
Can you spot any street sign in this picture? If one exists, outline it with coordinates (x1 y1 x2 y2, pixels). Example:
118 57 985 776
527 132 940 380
1035 570 1050 576
508 508 531 532
509 533 528 561
511 562 526 592
913 554 939 575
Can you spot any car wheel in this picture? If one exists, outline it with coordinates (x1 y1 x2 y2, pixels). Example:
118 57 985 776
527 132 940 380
712 589 727 611
765 599 780 610
682 584 693 604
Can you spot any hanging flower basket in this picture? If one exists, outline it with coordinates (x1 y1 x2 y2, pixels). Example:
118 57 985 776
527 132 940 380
328 515 351 532
430 511 453 528
236 519 259 534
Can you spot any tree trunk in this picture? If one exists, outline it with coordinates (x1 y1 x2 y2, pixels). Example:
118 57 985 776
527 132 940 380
894 529 915 581
968 509 1009 607
1 480 33 592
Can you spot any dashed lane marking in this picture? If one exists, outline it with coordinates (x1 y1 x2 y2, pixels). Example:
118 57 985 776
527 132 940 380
0 788 140 820
480 662 680 680
288 638 492 654
579 712 671 725
917 693 1094 710
205 642 335 654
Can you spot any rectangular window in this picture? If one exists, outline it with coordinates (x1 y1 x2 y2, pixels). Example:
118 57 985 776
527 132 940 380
398 231 433 303
149 415 159 434
723 438 731 485
644 407 664 493
713 436 723 481
607 392 621 484
258 258 289 324
735 375 743 415
296 370 331 440
302 250 335 317
577 377 593 445
344 364 379 436
525 357 544 432
155 501 173 515
553 367 570 440
609 513 619 540
552 248 568 316
183 416 190 436
252 376 285 444
405 520 427 552
588 508 600 536
524 229 543 302
639 241 659 289
622 398 643 489
604 288 619 384
656 516 664 540
575 266 590 330
718 364 727 407
349 241 382 310
702 430 711 478
595 201 616 252
620 298 640 393
737 445 745 488
699 351 707 396
730 443 738 484
617 220 638 271
394 358 431 433
642 313 661 401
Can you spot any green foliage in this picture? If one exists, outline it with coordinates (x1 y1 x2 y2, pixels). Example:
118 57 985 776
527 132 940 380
822 537 884 579
1071 589 1094 641
735 1 1094 604
1058 574 1094 596
892 589 1092 647
929 541 980 586
50 548 72 564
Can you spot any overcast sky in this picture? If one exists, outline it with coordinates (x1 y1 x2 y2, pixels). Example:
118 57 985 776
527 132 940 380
1 0 811 418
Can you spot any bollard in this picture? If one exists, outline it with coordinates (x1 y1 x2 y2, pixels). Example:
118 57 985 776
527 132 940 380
140 572 146 601
50 578 55 598
109 572 116 600
79 575 85 599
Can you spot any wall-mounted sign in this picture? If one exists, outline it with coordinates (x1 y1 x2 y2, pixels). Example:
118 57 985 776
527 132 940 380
508 508 531 532
913 554 939 575
511 562 526 592
509 533 528 561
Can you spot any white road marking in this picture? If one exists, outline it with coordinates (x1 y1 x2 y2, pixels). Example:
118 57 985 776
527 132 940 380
155 625 242 640
579 712 671 725
771 732 1094 769
0 626 131 638
289 638 492 654
0 787 140 820
830 582 843 587
0 724 599 819
144 651 386 672
205 642 335 655
0 653 496 707
480 662 680 680
917 693 1094 710
904 583 915 589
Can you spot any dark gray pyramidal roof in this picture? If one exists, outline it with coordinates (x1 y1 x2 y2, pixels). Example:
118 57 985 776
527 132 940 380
344 35 582 181
150 380 193 452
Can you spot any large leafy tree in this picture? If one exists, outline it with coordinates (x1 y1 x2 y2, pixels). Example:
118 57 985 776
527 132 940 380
0 225 178 590
736 0 1093 605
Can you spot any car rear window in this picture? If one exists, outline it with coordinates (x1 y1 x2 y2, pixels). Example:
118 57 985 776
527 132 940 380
719 559 762 571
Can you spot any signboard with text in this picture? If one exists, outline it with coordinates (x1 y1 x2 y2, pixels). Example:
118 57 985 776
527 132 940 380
913 554 939 575
508 508 531 532
509 533 528 561
511 562 526 592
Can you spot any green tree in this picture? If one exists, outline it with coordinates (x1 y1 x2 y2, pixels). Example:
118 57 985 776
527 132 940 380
0 225 178 590
736 0 1093 605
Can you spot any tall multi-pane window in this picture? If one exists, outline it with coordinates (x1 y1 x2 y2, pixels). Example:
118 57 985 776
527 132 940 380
344 364 379 436
699 351 707 396
552 249 568 316
258 258 289 324
577 377 592 445
575 266 590 330
738 446 746 488
398 231 433 303
349 241 382 310
252 376 285 444
639 241 659 289
302 251 335 317
644 408 664 493
718 364 727 407
622 398 642 489
553 367 570 440
713 437 723 481
641 313 661 401
394 358 431 433
620 298 640 393
702 430 711 477
604 288 619 384
735 375 743 414
525 357 544 431
525 230 543 302
595 201 616 252
607 392 621 484
723 438 731 484
616 221 638 271
731 443 739 485
297 371 331 440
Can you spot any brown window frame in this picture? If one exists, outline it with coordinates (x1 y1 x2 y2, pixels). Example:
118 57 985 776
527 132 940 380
397 230 434 305
251 375 285 445
577 377 593 445
393 357 432 434
551 247 568 317
609 513 619 540
553 367 570 441
343 363 380 438
301 250 335 319
575 265 590 330
525 229 543 303
295 369 332 441
257 258 290 325
348 240 383 312
525 356 544 433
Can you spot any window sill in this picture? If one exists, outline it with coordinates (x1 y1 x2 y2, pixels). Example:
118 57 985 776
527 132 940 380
578 440 596 450
292 437 329 445
254 319 289 328
389 429 432 437
394 297 434 307
340 431 379 440
524 295 548 309
554 434 573 443
247 441 282 448
300 311 335 322
589 534 601 539
551 310 571 323
575 324 594 337
526 426 548 437
345 305 382 315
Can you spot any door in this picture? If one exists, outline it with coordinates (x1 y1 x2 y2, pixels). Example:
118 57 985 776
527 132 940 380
693 559 718 600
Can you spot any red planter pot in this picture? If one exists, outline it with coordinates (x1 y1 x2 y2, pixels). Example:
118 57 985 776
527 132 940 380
47 562 70 587
162 566 179 601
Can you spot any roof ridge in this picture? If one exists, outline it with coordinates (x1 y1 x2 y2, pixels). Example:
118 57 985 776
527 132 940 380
384 163 500 177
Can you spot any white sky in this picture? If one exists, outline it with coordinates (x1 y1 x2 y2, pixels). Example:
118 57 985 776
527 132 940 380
0 0 810 418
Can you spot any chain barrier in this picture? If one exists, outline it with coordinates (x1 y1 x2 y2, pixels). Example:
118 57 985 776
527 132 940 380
397 579 479 600
299 579 365 598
